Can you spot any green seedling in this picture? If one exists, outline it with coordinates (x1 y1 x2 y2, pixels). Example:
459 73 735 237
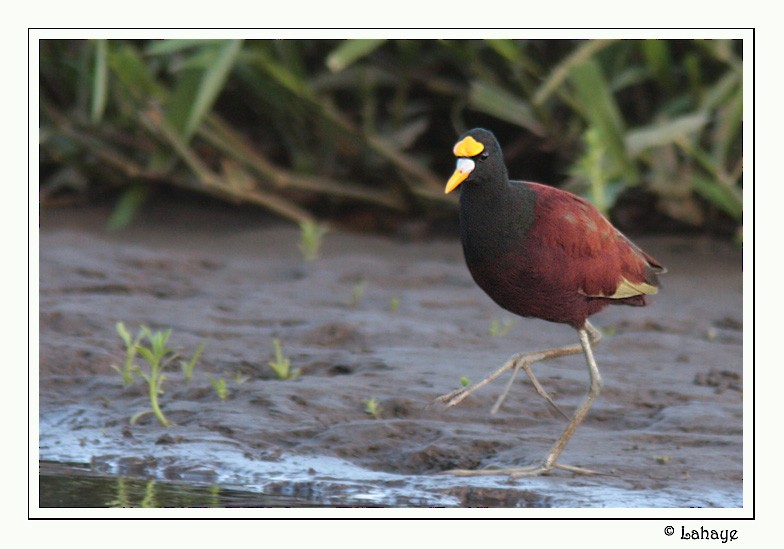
180 341 206 383
208 376 229 400
112 321 143 385
350 281 368 308
130 326 178 427
232 372 250 385
299 220 328 261
116 323 206 427
267 338 301 380
363 397 383 419
388 296 400 313
459 376 471 387
488 318 516 337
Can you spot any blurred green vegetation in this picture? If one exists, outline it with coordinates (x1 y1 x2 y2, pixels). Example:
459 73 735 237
39 38 742 237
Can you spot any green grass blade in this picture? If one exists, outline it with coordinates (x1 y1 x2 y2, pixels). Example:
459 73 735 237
326 39 386 72
713 84 742 166
701 69 741 111
250 45 313 98
106 183 150 231
107 43 162 100
625 112 709 155
691 176 743 220
533 39 617 106
677 139 734 187
640 39 674 91
166 69 202 138
182 39 242 141
569 59 638 184
468 81 544 136
485 39 521 63
571 127 623 213
90 39 108 124
144 39 222 55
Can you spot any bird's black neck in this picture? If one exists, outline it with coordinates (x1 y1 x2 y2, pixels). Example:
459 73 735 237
459 177 536 266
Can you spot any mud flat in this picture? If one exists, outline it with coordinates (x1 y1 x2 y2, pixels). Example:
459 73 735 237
38 200 743 508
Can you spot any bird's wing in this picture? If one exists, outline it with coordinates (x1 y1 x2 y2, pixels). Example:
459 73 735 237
525 182 663 300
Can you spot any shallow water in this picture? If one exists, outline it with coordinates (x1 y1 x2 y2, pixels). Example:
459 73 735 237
39 462 314 508
39 457 742 509
39 410 741 508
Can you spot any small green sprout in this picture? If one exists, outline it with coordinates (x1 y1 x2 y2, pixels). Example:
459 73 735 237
130 326 177 427
180 341 206 384
654 455 672 465
488 318 516 337
363 397 383 419
208 376 229 400
350 281 368 308
267 338 301 380
299 220 328 261
112 322 143 385
115 323 205 427
232 372 250 385
459 376 471 387
388 296 400 313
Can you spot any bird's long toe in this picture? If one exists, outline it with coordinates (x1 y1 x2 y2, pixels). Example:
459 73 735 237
442 462 604 478
433 387 470 408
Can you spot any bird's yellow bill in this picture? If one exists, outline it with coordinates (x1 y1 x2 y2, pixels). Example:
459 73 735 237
453 136 485 158
445 158 475 194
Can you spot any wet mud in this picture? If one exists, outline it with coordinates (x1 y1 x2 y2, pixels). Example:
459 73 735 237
38 200 743 507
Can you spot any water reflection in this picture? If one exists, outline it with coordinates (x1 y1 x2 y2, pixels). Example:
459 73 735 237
39 462 313 508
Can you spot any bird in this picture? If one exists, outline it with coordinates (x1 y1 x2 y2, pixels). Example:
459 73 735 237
436 128 666 477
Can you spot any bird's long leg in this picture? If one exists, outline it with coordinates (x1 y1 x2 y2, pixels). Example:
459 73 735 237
435 322 601 414
491 322 601 416
524 324 603 476
490 359 569 419
443 321 607 477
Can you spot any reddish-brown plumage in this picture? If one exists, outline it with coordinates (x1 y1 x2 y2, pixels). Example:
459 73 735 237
447 129 665 329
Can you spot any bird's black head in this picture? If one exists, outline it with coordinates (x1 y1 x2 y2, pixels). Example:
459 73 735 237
445 128 506 194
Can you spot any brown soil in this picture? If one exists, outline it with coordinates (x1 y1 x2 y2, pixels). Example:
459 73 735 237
38 198 743 507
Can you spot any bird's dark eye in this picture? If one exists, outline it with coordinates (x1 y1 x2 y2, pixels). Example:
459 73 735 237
479 152 489 161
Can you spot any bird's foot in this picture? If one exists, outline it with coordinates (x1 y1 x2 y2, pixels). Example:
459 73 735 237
433 357 522 409
432 386 472 408
442 461 606 478
432 352 569 418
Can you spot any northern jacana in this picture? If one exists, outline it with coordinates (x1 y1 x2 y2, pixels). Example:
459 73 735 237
437 128 665 477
